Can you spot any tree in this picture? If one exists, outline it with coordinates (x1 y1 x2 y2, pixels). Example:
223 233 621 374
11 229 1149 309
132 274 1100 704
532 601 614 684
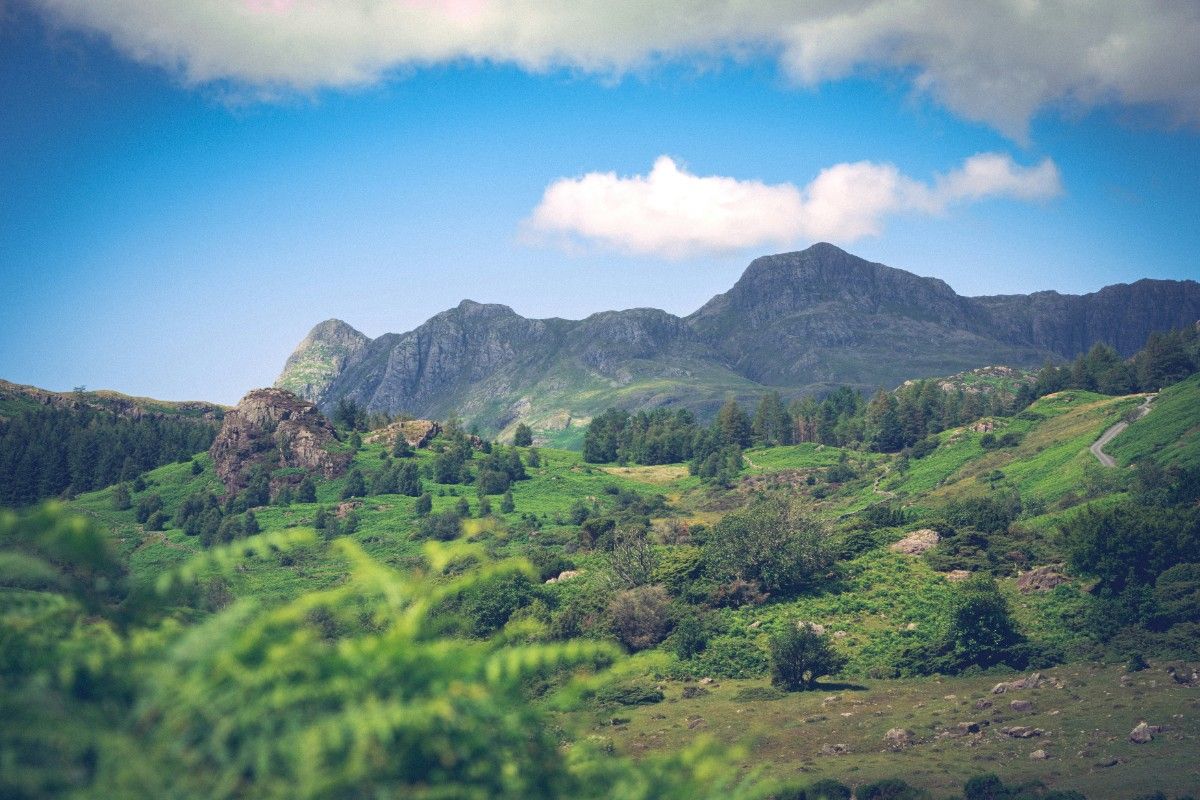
190 459 203 476
608 527 658 589
296 476 318 504
455 497 471 517
608 585 673 651
392 437 414 458
112 483 131 511
415 493 432 516
769 624 846 691
340 469 366 500
752 391 792 446
396 461 422 497
243 510 261 535
702 498 832 598
500 490 515 514
716 399 752 448
513 423 533 447
938 575 1022 669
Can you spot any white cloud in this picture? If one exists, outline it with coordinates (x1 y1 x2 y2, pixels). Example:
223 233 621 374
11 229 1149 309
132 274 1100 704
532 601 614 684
28 0 1200 136
524 153 1061 258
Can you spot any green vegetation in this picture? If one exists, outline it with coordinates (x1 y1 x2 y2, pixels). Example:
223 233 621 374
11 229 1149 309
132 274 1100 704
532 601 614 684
3 337 1200 797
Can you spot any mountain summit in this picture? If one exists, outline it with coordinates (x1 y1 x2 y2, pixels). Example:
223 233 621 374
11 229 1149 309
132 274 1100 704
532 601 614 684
275 244 1200 439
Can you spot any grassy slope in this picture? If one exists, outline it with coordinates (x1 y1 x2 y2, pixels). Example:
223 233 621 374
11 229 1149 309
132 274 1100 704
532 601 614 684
565 662 1200 798
62 383 1200 797
1107 373 1200 470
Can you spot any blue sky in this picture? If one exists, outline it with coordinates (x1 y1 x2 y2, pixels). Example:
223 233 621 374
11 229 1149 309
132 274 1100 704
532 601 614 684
2 2 1198 404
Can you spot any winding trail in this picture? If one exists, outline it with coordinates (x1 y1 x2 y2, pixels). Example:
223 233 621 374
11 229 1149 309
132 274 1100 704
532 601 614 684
1090 393 1155 467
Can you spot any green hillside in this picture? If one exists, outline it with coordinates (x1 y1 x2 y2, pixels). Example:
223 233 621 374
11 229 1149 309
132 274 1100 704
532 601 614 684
6 372 1199 798
1108 373 1200 470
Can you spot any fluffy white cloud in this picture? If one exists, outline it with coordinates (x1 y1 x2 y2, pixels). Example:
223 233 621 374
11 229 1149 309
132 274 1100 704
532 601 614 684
28 0 1200 136
524 153 1061 258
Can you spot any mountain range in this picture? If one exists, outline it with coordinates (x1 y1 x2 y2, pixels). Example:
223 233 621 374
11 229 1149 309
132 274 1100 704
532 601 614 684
275 243 1200 443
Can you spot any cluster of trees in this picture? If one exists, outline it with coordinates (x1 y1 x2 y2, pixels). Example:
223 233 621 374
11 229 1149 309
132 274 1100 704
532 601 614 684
0 406 219 506
1061 461 1200 653
580 325 1200 469
1034 327 1200 397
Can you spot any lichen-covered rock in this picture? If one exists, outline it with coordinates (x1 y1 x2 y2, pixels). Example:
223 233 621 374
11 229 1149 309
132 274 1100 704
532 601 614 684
1016 565 1069 593
365 419 443 450
209 388 351 497
1129 721 1163 744
884 728 915 748
889 529 940 555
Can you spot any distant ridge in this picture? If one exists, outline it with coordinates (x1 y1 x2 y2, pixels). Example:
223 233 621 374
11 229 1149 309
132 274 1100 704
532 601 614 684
276 244 1200 440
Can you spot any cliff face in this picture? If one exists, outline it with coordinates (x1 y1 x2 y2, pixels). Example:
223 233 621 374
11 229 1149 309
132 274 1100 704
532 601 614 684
275 244 1200 433
275 319 371 402
974 279 1200 357
209 388 351 496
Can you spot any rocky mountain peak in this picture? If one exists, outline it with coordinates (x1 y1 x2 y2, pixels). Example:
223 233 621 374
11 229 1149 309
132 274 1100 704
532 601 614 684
275 319 371 402
209 388 351 497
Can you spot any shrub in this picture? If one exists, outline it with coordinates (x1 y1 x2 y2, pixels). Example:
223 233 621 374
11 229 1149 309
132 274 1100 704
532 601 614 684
415 493 432 516
594 680 664 706
768 625 847 691
806 779 853 800
340 469 366 500
418 510 462 541
454 572 538 637
858 778 928 799
608 585 673 651
671 614 708 659
690 636 769 679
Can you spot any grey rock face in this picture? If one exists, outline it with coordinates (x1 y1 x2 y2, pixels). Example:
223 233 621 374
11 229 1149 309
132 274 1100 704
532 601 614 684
275 244 1200 432
209 388 351 496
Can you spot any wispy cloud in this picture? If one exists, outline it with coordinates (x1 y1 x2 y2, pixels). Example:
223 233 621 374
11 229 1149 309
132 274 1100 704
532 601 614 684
30 1 1200 137
523 154 1062 259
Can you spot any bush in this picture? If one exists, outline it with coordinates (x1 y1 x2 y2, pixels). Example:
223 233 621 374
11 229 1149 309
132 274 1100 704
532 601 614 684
684 636 769 679
671 614 708 659
454 572 538 637
594 680 664 706
418 510 462 541
768 625 847 691
858 778 928 799
806 779 853 800
608 585 673 651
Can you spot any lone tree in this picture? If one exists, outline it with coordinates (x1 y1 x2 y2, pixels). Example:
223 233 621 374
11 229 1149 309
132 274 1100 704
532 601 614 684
769 624 846 691
513 423 533 447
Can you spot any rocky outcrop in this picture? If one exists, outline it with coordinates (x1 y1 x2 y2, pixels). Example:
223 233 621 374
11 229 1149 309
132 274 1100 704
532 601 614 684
0 378 225 422
890 529 940 555
275 319 370 403
365 419 442 450
1016 565 1070 593
209 388 351 497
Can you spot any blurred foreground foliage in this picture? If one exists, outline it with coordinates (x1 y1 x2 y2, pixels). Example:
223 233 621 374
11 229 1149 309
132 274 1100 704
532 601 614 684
0 503 762 800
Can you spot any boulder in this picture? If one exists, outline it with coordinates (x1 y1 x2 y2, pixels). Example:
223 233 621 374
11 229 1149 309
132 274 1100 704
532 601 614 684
544 570 580 584
884 728 915 749
889 529 940 555
1016 565 1069 593
1029 749 1049 760
820 743 850 756
992 672 1046 694
1129 721 1163 744
1010 699 1034 713
1000 726 1043 739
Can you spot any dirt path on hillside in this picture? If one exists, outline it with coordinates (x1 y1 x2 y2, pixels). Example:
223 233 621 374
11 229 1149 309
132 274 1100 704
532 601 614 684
1090 393 1155 467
